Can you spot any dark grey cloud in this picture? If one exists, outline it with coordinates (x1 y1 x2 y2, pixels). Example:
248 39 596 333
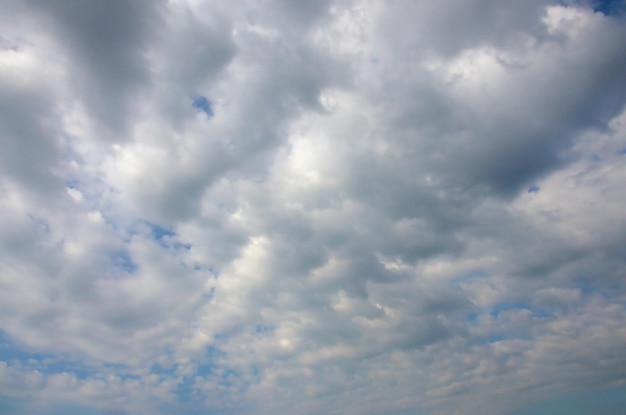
0 77 64 197
9 0 164 139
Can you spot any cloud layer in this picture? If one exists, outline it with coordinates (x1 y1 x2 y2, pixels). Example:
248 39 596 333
1 1 626 414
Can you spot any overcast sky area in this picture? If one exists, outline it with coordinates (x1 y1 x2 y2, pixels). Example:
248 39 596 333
1 0 626 414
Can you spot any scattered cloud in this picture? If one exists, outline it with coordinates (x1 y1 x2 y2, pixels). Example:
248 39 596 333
1 1 626 415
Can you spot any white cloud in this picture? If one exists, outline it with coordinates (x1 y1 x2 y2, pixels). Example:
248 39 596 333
1 1 626 415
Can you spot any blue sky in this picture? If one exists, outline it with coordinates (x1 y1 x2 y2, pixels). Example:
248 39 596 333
192 95 214 118
1 1 626 415
507 383 626 415
593 0 625 15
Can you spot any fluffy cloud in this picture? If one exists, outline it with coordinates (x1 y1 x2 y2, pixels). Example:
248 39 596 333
1 1 626 415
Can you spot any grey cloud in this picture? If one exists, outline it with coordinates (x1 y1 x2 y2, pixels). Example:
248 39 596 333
357 7 626 198
375 0 553 60
110 15 349 224
2 1 626 415
0 71 64 199
238 0 333 33
15 0 165 138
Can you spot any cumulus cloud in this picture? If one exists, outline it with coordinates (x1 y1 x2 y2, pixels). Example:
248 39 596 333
1 1 626 415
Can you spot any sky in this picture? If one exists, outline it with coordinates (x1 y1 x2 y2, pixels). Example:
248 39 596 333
0 1 625 414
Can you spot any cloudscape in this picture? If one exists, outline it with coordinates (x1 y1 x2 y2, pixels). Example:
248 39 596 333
1 1 626 414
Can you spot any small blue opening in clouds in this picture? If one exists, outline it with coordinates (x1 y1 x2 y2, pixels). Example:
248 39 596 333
490 302 530 318
111 249 137 273
150 362 178 376
176 375 198 403
255 324 275 334
0 331 92 379
0 399 104 415
592 0 625 15
506 383 626 415
218 368 242 388
194 265 219 278
101 363 142 382
0 396 19 415
488 334 507 343
146 222 176 240
528 184 540 193
191 95 213 117
144 222 193 252
465 311 480 322
65 179 80 189
196 362 217 377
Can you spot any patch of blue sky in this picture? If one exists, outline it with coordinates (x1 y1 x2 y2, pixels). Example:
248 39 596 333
26 213 51 236
195 363 217 378
65 175 113 214
479 330 533 345
200 287 216 302
159 402 235 415
577 280 623 299
150 362 178 377
146 222 176 239
64 179 89 202
506 383 626 415
579 284 608 297
40 360 94 380
65 179 81 189
618 147 626 155
530 307 551 318
158 401 200 415
489 301 552 320
168 348 224 390
0 329 45 360
464 308 536 344
100 363 142 382
212 332 231 342
0 396 20 415
60 135 87 168
254 324 275 335
487 334 508 343
464 311 480 322
0 331 92 379
205 345 226 360
489 301 531 317
40 402 104 415
175 241 192 251
589 153 603 162
527 184 540 193
162 398 239 415
176 375 201 404
592 0 625 16
64 179 124 233
191 95 214 118
110 249 138 273
194 264 219 279
142 221 192 251
451 269 490 286
218 367 244 388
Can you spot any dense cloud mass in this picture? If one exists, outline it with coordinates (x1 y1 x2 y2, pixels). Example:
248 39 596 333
1 1 626 414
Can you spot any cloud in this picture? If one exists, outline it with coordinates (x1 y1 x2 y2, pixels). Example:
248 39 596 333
1 1 626 415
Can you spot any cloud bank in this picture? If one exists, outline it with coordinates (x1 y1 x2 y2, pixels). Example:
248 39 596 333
1 1 626 414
